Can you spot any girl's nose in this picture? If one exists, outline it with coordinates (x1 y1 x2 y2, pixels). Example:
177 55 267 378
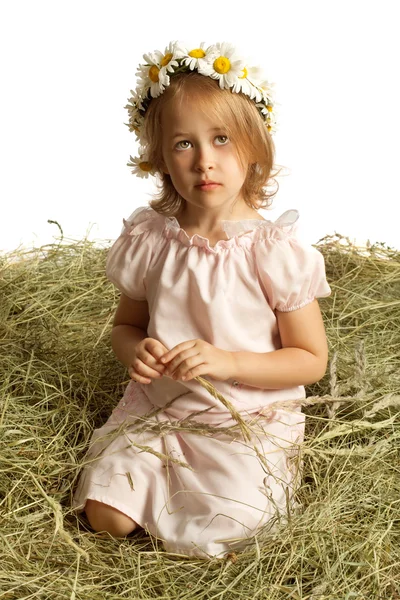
194 146 215 172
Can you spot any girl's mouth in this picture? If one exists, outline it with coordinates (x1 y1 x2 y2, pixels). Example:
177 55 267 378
196 183 221 191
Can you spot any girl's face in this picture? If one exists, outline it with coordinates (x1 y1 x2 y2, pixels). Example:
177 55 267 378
160 96 248 210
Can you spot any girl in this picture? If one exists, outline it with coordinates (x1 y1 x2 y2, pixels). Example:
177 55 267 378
72 41 332 559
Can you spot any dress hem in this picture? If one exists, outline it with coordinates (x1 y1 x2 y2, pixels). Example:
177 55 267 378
72 494 256 559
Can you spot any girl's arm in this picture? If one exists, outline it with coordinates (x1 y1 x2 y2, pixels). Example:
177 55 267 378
111 294 149 369
230 299 329 389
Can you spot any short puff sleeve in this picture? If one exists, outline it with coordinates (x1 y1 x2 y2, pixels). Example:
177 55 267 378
105 206 161 301
254 226 331 312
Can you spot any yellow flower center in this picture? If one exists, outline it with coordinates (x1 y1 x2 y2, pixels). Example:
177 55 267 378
267 105 273 112
139 161 152 172
189 48 206 58
161 53 173 67
149 65 159 83
239 67 248 79
213 56 231 74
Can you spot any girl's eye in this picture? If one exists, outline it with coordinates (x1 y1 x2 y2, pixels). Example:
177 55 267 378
215 135 229 145
176 140 191 150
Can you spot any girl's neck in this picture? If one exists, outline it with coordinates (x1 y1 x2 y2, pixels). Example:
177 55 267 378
176 204 265 233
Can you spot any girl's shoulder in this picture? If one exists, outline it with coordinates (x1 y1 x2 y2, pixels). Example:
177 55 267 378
121 205 165 237
221 209 300 243
106 206 163 301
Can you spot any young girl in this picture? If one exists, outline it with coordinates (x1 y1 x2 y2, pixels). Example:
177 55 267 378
72 40 332 559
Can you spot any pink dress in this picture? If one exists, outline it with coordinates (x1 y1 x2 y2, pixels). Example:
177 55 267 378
72 205 331 558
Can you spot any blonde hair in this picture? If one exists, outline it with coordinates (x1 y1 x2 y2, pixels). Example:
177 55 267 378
143 72 283 217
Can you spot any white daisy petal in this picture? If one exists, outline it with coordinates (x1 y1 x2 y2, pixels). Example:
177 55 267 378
205 43 218 56
174 41 189 56
152 50 164 63
225 71 239 87
142 52 159 66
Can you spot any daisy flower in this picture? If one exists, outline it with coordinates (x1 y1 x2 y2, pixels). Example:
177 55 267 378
124 91 146 140
256 102 278 134
127 147 154 178
136 52 170 98
259 81 276 106
198 42 245 89
175 41 215 71
232 66 263 102
266 119 277 135
127 88 146 111
150 41 184 75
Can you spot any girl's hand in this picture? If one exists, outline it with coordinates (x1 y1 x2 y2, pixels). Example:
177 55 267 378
159 339 235 383
128 338 169 384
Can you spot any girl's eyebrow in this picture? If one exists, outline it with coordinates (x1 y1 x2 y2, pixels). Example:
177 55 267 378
171 127 223 140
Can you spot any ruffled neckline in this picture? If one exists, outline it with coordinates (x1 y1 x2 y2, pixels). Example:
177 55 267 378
123 206 300 254
164 209 300 253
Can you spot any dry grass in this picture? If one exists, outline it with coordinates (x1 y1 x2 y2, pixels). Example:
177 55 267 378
0 230 399 599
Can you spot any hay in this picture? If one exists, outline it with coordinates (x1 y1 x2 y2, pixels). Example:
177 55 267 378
0 230 399 599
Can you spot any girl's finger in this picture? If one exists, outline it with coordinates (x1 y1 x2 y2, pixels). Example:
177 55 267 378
161 341 194 364
160 351 177 364
139 350 166 374
130 360 165 380
129 371 151 384
164 350 199 375
181 362 205 381
173 354 203 379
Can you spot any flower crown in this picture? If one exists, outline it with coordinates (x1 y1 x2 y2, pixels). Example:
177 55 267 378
124 41 278 179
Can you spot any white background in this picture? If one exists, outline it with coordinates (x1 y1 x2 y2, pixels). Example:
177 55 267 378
1 0 399 253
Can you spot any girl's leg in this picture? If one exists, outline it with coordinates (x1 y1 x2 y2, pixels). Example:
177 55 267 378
85 499 138 537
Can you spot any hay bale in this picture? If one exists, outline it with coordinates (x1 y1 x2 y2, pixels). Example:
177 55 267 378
0 232 399 599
